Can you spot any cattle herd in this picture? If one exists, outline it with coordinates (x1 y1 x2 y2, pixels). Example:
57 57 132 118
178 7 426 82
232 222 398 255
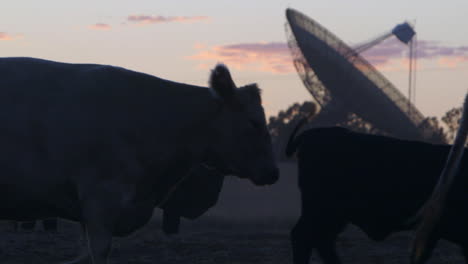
0 57 466 264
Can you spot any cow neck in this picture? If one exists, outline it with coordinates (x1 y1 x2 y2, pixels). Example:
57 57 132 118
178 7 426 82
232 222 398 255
138 90 225 207
154 94 226 204
156 151 232 208
142 88 224 168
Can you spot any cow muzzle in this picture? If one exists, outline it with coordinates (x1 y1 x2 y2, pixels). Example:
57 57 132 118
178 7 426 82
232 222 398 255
252 167 279 186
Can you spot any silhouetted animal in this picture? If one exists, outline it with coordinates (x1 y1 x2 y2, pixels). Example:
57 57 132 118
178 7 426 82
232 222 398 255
411 93 468 264
14 157 229 235
15 161 227 236
286 123 468 264
0 57 278 264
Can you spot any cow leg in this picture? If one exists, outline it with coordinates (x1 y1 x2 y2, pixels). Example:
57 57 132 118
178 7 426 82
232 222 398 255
291 213 344 264
316 235 342 264
291 216 314 264
20 221 36 231
461 246 468 264
42 218 58 232
84 214 113 264
84 219 113 264
62 224 90 264
80 195 117 264
12 221 19 231
162 210 180 235
63 253 90 264
411 236 438 264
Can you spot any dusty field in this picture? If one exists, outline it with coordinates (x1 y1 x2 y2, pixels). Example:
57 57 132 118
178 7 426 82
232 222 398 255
0 218 464 264
0 163 464 263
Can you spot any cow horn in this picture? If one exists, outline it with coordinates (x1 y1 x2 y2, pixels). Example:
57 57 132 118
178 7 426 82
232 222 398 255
411 92 468 264
285 117 308 158
285 111 318 158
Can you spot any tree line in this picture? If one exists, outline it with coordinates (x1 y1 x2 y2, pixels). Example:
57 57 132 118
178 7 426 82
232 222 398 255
268 101 463 160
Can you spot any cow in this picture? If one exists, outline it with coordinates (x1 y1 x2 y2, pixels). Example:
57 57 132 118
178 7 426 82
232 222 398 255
0 57 278 264
13 157 228 235
285 107 468 264
411 93 468 264
69 158 230 264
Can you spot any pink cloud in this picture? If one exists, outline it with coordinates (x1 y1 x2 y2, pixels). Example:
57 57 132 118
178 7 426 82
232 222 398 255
193 43 206 50
360 38 407 66
361 38 468 69
127 15 209 25
189 38 468 74
88 23 112 31
0 32 13 41
438 57 468 68
188 42 295 74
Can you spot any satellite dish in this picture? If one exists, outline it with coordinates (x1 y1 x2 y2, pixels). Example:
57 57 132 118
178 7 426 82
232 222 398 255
285 8 433 141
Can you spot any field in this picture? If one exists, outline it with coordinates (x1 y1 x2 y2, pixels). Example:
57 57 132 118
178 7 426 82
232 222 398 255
0 163 464 263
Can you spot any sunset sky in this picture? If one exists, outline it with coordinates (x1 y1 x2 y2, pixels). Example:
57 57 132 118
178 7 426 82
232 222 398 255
1 0 467 119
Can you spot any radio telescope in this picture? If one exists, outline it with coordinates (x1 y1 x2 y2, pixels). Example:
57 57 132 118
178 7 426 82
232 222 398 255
285 8 435 141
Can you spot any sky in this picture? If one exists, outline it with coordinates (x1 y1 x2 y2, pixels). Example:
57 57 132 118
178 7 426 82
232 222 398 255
1 0 467 119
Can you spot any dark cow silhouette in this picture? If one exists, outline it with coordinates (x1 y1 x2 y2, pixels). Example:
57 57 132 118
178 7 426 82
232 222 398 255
286 121 468 264
0 57 278 264
16 162 227 236
67 159 230 263
411 94 468 264
15 157 229 235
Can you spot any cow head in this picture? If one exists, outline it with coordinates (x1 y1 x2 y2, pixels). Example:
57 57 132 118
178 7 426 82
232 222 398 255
207 64 279 186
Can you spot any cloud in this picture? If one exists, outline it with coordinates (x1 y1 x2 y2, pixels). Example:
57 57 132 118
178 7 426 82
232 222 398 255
188 42 295 74
188 38 468 74
416 40 468 67
0 32 14 41
88 23 112 31
361 38 468 69
127 15 209 25
360 38 407 65
438 57 468 68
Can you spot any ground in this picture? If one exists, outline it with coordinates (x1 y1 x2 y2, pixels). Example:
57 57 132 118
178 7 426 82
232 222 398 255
0 163 464 263
0 218 464 264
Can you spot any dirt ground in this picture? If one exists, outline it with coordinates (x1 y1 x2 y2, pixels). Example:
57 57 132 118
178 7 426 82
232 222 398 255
0 218 464 264
0 163 464 263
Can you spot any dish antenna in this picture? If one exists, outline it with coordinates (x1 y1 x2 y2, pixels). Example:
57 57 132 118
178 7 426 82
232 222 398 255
285 8 433 141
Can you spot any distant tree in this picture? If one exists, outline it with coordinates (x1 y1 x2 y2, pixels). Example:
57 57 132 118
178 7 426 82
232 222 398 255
418 116 448 144
268 102 388 160
441 107 462 143
268 101 318 139
336 113 386 136
268 101 463 160
268 101 318 160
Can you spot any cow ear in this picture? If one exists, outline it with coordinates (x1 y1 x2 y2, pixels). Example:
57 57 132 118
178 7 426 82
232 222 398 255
209 64 236 101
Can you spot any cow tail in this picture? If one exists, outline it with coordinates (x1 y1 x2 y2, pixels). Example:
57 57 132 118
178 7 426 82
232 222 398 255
410 92 468 264
285 117 308 158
